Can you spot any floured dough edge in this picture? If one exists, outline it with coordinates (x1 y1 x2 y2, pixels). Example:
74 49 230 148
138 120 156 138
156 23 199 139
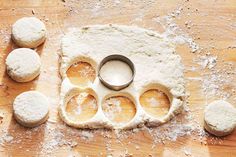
59 24 186 130
12 32 46 48
14 111 49 128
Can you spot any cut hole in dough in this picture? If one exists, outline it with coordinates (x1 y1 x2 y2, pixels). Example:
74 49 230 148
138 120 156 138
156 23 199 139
140 89 170 118
66 61 96 86
102 96 136 124
65 92 98 122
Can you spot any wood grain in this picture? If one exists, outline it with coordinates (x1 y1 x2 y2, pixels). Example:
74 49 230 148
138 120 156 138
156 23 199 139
0 0 236 156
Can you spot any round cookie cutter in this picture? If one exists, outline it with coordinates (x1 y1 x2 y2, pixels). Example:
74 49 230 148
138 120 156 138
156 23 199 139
98 54 135 91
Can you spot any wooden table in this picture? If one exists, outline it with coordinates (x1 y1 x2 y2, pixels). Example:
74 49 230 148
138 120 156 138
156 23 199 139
0 0 236 156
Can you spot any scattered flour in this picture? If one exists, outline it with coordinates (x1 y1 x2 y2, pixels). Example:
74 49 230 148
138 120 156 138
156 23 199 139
152 7 200 53
0 1 234 157
147 97 160 107
0 105 223 156
80 130 94 140
0 133 14 145
75 93 88 115
76 104 82 115
87 99 97 110
195 54 217 69
91 2 103 17
103 98 122 121
183 147 192 156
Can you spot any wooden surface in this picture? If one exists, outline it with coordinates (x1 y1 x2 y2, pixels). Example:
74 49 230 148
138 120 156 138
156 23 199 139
0 0 236 156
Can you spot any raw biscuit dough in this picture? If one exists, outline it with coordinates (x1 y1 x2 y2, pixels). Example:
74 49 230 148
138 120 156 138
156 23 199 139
100 60 133 86
12 17 47 48
59 25 186 129
6 48 41 82
204 100 236 136
13 91 49 127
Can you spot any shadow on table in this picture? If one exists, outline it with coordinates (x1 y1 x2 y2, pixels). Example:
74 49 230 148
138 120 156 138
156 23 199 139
206 129 236 157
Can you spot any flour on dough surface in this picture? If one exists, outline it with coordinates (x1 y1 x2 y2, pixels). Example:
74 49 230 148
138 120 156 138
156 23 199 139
59 24 185 129
5 48 41 82
204 100 236 136
12 17 47 48
13 91 49 127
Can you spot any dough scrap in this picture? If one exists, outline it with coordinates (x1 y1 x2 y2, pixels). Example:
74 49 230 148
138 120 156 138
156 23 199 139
59 25 186 129
12 17 47 48
13 91 49 127
5 48 41 82
204 100 236 136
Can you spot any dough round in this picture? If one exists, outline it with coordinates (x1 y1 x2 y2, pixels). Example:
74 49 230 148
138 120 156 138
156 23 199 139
12 17 47 48
6 48 41 82
13 91 49 127
204 100 236 136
